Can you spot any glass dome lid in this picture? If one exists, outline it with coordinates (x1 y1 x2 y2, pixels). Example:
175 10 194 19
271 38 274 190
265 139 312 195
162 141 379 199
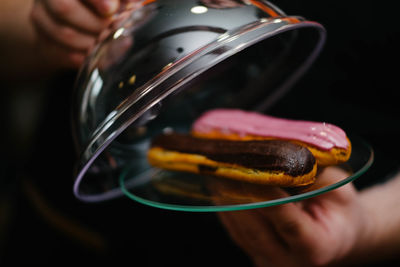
72 0 326 202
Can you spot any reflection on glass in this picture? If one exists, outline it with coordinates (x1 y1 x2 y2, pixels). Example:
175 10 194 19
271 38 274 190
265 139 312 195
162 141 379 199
191 6 208 14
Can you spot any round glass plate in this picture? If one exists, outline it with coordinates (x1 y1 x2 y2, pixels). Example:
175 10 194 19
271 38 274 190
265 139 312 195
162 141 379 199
120 135 373 212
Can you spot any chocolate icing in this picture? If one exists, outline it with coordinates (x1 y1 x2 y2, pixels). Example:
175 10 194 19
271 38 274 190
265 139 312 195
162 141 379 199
151 133 316 176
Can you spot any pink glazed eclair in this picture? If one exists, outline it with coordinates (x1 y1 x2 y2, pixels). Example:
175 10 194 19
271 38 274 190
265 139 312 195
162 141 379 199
191 109 351 166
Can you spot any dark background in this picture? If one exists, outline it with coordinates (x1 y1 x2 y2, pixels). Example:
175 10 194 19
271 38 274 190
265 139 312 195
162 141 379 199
1 0 399 266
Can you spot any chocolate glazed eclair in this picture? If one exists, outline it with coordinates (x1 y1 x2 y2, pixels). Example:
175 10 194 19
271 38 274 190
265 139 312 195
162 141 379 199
147 133 317 187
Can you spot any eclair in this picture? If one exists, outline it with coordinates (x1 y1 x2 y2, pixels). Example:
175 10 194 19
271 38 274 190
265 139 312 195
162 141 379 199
192 109 351 166
147 132 317 187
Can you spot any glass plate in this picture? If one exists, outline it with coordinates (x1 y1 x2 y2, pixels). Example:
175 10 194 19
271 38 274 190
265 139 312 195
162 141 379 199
120 135 373 212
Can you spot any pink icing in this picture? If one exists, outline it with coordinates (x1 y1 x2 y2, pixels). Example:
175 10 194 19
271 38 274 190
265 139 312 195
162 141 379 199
192 109 349 151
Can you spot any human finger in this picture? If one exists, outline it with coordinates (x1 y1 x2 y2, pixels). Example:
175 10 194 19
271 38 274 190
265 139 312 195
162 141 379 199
43 0 112 34
313 166 357 203
260 166 352 235
218 210 290 266
36 35 88 69
257 177 355 263
257 188 316 246
31 1 97 51
83 0 120 17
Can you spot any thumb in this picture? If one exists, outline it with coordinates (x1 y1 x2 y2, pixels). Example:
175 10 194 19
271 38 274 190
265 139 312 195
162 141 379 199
257 188 317 244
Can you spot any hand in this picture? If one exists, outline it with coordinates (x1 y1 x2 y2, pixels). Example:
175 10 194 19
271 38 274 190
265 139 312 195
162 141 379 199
218 167 371 267
30 0 120 69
